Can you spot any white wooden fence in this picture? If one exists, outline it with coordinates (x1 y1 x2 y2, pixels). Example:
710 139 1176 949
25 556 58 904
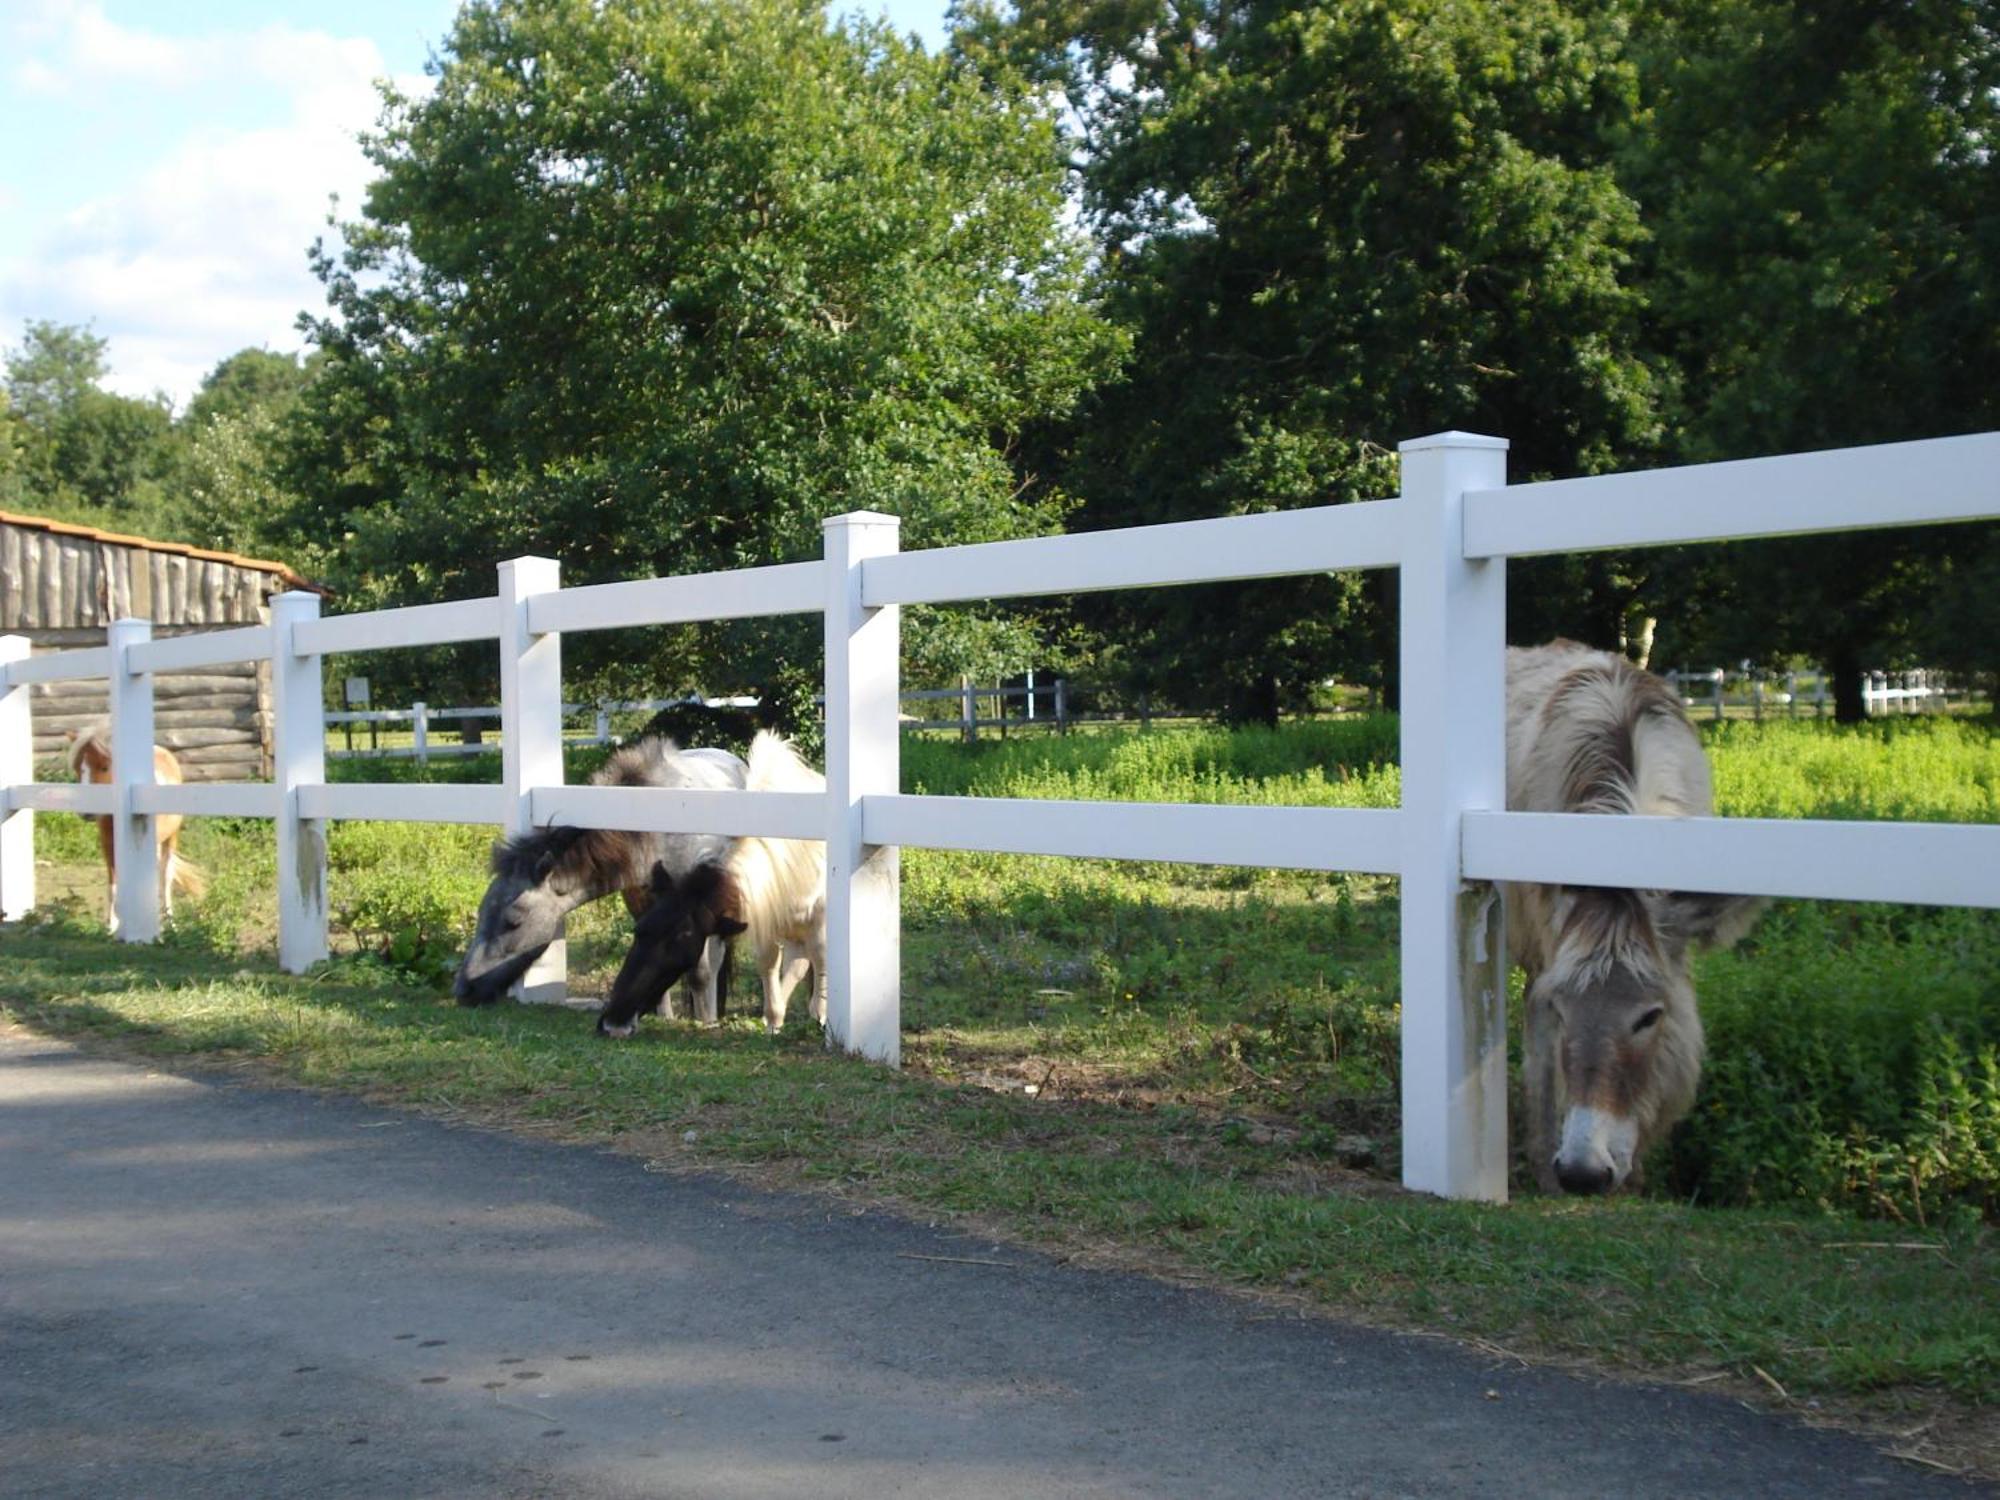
4 430 1998 1202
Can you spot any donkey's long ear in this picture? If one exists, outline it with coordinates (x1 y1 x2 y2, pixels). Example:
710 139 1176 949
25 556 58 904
1654 891 1768 951
649 860 676 897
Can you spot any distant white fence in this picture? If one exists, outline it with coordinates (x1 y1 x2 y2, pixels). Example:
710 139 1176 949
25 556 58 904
4 430 1998 1205
323 680 1079 761
1664 665 1973 720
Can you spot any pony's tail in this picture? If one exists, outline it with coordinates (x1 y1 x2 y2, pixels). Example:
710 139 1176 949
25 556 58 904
170 854 209 902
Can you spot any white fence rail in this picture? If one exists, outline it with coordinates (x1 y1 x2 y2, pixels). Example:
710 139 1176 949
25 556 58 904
4 430 1998 1203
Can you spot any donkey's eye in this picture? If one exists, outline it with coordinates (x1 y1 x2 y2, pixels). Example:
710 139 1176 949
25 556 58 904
502 911 523 932
1632 1007 1665 1035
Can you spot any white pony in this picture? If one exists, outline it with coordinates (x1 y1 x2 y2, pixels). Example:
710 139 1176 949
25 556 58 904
598 732 827 1037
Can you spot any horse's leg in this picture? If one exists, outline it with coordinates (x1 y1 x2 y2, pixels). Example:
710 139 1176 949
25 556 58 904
693 936 724 1025
808 928 828 1026
761 944 789 1034
160 832 177 921
1523 976 1562 1195
99 818 118 933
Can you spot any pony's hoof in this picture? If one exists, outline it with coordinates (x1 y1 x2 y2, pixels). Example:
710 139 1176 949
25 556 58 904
597 1018 637 1040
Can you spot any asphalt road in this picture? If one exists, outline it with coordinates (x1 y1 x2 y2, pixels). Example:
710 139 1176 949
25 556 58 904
0 1025 1982 1499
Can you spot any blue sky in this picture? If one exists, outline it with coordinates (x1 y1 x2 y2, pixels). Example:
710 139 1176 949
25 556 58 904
0 1 950 406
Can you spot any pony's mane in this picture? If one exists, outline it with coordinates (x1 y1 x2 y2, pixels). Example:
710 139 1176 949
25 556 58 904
489 735 696 890
67 719 111 779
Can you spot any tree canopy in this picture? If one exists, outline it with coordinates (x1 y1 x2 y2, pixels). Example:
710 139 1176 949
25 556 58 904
282 0 1124 704
10 0 1996 717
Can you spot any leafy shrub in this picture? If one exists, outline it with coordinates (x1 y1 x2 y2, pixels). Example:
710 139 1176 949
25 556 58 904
1667 903 2000 1224
328 822 492 988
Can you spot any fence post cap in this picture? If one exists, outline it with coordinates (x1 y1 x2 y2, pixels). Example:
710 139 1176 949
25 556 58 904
1398 431 1509 454
822 510 902 531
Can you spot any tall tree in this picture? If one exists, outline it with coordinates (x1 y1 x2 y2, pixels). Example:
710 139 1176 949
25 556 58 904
3 320 179 534
956 0 1664 716
282 0 1124 707
1623 0 2000 717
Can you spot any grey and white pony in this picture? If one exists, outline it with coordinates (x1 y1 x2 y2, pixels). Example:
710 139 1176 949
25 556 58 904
1506 642 1764 1195
453 737 747 1016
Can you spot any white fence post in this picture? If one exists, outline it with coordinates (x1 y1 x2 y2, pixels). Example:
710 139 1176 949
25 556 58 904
413 702 429 766
500 556 566 1003
272 592 328 973
823 511 902 1064
1398 431 1510 1202
0 635 33 922
106 618 160 942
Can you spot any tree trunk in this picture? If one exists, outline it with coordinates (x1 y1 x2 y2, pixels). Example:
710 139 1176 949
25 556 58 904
1247 671 1280 728
1370 570 1400 714
1828 641 1868 724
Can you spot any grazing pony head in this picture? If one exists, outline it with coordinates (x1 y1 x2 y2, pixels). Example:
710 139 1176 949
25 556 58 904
599 861 746 1037
1528 887 1759 1194
454 828 591 1005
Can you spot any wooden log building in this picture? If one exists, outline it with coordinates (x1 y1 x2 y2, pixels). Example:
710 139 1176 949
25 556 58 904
0 509 324 782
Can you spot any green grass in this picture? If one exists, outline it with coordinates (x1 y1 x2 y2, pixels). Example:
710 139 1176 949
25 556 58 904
5 914 1994 1416
9 712 2000 1443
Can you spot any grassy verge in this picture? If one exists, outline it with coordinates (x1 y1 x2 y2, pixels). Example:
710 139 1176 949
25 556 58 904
4 913 1994 1470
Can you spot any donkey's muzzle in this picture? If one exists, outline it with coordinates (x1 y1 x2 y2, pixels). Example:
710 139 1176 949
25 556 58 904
1554 1158 1616 1195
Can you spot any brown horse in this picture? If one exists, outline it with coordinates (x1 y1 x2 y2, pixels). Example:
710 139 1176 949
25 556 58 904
67 723 207 932
1506 643 1764 1195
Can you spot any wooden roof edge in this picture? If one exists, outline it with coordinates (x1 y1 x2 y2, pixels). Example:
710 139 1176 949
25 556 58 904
0 508 329 595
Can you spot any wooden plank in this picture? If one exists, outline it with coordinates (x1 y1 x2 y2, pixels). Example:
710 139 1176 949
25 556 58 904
104 546 125 618
169 553 190 624
157 726 260 750
41 537 62 627
205 562 227 624
0 522 21 626
129 547 150 618
155 670 261 697
148 706 261 729
58 540 82 628
20 533 41 629
84 544 105 625
175 743 266 763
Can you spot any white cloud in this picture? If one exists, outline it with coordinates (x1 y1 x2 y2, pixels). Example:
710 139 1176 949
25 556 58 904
0 3 431 405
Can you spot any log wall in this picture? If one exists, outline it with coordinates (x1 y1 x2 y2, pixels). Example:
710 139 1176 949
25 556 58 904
3 519 304 782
